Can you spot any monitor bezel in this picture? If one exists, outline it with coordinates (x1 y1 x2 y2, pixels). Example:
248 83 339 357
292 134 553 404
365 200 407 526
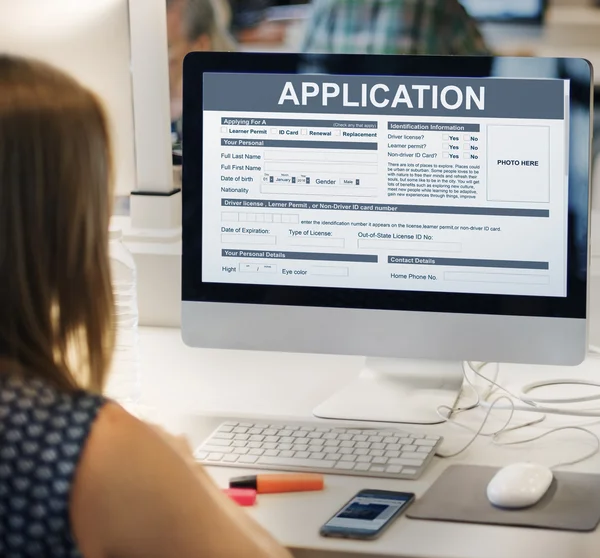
182 52 592 321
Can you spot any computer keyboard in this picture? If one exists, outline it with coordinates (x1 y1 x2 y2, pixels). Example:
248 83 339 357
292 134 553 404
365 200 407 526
194 420 442 480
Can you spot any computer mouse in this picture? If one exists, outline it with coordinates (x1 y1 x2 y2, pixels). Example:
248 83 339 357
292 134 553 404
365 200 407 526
486 462 554 509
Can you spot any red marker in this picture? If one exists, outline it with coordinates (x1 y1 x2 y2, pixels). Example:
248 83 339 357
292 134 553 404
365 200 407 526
229 473 324 494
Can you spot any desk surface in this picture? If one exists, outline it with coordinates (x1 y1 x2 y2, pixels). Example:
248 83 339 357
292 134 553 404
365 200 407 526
135 325 600 558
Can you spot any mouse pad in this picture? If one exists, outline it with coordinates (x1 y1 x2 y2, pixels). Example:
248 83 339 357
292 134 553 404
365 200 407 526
407 465 600 532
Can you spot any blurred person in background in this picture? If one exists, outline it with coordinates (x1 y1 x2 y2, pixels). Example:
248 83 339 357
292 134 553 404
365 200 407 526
227 0 288 44
301 0 491 55
167 0 235 148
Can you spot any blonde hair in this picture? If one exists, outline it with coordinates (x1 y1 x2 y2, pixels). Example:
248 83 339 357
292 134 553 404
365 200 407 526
0 56 114 393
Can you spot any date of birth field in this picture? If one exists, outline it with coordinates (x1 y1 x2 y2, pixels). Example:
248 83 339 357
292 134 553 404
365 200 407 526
222 211 299 224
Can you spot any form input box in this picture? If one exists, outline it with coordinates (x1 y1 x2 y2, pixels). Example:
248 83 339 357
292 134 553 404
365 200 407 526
290 237 345 248
221 234 276 245
261 183 377 198
227 212 299 224
264 150 378 164
357 239 462 252
312 266 349 277
265 161 377 174
444 271 550 285
240 263 277 274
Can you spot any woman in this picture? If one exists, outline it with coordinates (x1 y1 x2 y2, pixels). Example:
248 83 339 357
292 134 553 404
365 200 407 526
0 55 292 558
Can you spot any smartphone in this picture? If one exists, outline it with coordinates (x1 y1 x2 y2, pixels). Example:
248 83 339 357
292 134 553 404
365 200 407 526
319 489 415 540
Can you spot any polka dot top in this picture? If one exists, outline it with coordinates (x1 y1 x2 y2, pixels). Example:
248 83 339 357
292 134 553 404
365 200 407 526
0 373 106 557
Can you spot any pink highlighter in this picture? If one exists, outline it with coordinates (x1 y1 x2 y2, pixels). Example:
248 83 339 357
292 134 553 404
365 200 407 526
222 488 257 506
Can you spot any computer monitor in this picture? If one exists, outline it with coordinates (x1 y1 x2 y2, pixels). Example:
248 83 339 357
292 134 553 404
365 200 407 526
458 0 548 23
181 53 593 424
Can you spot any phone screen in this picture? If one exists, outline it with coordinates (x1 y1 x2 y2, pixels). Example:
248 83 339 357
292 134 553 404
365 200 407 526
321 490 414 538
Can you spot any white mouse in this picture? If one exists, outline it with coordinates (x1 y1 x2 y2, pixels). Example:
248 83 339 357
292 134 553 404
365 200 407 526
486 462 554 509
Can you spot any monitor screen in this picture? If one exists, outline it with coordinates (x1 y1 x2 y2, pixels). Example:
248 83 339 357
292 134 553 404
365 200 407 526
195 64 570 300
458 0 546 22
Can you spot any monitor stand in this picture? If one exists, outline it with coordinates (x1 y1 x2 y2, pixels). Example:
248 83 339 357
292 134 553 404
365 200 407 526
312 358 464 425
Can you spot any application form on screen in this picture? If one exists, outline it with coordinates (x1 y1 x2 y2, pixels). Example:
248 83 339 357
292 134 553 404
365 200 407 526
202 73 569 297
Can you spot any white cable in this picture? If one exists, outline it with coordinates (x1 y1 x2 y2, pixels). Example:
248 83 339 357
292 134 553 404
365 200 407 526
589 345 600 355
436 396 516 458
437 363 599 467
492 426 600 469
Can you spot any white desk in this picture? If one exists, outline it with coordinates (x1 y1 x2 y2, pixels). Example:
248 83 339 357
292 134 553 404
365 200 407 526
134 322 600 558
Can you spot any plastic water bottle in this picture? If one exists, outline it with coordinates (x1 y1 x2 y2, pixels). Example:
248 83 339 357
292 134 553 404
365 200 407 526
106 226 141 406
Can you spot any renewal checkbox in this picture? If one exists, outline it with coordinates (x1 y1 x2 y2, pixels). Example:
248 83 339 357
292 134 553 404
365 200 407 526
301 129 307 135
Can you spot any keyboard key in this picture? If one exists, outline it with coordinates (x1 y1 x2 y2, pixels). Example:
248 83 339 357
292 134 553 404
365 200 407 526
370 466 386 472
354 463 371 471
280 450 295 458
249 449 264 456
401 452 426 461
232 441 247 448
239 422 253 427
371 443 385 450
418 447 430 453
338 448 354 455
403 445 418 453
372 457 387 465
324 440 340 447
201 446 233 454
264 435 279 442
356 455 372 463
310 452 327 460
322 433 338 440
415 439 437 447
411 433 425 439
194 451 208 460
383 437 399 444
326 453 341 461
223 454 239 463
403 468 418 476
368 436 383 443
234 448 249 455
292 431 308 438
294 445 309 452
315 427 331 432
278 430 293 437
248 427 263 434
386 444 402 451
354 448 369 456
389 458 423 467
248 442 262 449
355 441 370 449
207 453 224 461
352 435 367 442
385 451 400 458
278 443 292 451
263 442 277 450
234 434 250 441
308 439 325 446
386 466 403 474
307 432 322 439
336 462 355 470
238 455 258 464
369 450 384 457
338 434 353 441
249 435 265 442
263 429 278 436
214 433 234 440
223 422 238 427
233 427 248 434
340 441 355 448
264 449 279 457
280 436 294 444
209 439 232 447
295 451 310 459
301 426 315 431
399 438 413 445
340 454 356 462
257 456 336 469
